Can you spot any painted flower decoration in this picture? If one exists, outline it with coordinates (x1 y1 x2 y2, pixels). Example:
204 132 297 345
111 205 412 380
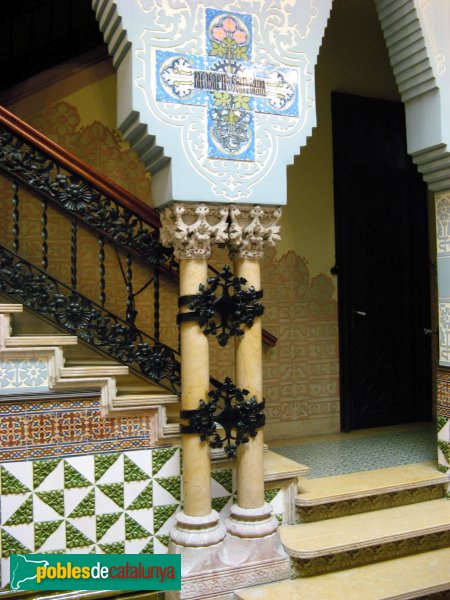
233 29 247 45
211 16 247 47
212 26 226 42
222 17 237 32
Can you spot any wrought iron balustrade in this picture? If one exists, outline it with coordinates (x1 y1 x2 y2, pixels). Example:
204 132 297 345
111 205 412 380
0 105 277 396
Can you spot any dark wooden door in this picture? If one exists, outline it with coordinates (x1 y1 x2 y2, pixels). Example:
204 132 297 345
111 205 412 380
332 93 431 431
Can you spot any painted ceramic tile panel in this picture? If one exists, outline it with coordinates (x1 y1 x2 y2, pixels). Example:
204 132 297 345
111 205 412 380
0 397 155 462
154 8 299 162
0 359 48 394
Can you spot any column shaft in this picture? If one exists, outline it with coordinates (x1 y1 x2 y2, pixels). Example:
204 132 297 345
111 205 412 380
180 258 211 517
234 258 265 509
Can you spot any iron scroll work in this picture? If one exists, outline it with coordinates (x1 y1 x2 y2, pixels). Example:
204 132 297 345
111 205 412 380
0 246 180 393
181 377 265 458
177 265 264 346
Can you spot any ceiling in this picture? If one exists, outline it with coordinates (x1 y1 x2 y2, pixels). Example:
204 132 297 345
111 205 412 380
2 0 105 92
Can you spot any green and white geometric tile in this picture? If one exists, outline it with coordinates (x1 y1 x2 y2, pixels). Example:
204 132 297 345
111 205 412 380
264 487 283 524
152 448 179 478
211 468 234 519
0 447 182 589
438 416 450 473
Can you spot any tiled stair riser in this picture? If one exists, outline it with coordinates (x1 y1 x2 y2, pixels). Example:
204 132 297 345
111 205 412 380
296 484 445 522
290 531 450 577
0 396 154 462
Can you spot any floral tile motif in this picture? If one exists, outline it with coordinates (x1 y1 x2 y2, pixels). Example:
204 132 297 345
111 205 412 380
0 448 182 589
0 397 155 463
0 359 48 394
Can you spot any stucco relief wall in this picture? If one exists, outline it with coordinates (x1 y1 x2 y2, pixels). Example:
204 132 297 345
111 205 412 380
204 244 339 440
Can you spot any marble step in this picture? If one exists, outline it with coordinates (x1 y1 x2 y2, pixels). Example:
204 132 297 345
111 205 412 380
296 461 448 521
59 364 130 377
5 334 78 347
280 497 450 576
235 547 450 599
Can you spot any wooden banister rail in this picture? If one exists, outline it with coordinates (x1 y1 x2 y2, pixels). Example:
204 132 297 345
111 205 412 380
0 105 277 347
0 105 161 229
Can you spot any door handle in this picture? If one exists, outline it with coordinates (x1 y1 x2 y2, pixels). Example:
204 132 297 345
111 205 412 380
353 310 367 317
423 328 437 336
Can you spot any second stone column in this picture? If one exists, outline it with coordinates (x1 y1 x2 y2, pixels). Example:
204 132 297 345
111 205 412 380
224 205 287 565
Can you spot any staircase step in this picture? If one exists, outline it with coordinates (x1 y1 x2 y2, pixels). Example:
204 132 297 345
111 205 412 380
281 498 450 575
265 450 309 481
60 365 129 377
296 461 448 521
112 393 178 408
0 304 23 313
5 334 78 346
235 547 450 599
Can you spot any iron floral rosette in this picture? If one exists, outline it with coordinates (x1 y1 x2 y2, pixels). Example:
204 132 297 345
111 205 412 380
178 265 264 346
180 377 265 458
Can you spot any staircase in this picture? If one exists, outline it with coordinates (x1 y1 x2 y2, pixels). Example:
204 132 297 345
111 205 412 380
0 105 277 443
0 303 179 441
236 461 450 599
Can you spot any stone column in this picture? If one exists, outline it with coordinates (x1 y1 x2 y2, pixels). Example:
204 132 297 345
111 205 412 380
224 205 286 564
160 203 228 573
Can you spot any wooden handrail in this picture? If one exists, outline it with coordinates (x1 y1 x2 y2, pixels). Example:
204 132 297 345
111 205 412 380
0 105 277 347
0 105 161 229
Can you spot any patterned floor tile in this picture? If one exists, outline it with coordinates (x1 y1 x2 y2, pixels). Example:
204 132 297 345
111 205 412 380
273 427 436 478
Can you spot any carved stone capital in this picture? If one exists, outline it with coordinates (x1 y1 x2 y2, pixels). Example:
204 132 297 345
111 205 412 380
228 205 282 260
160 203 229 260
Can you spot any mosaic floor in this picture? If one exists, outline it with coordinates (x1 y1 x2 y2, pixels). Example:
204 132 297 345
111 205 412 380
272 424 437 479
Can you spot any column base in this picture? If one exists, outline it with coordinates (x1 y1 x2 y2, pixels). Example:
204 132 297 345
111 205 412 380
169 510 227 575
221 503 286 566
225 502 278 538
167 505 290 598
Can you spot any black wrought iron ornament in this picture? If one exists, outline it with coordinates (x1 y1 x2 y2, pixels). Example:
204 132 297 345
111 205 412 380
178 265 264 346
0 246 180 393
0 126 174 269
180 377 265 458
